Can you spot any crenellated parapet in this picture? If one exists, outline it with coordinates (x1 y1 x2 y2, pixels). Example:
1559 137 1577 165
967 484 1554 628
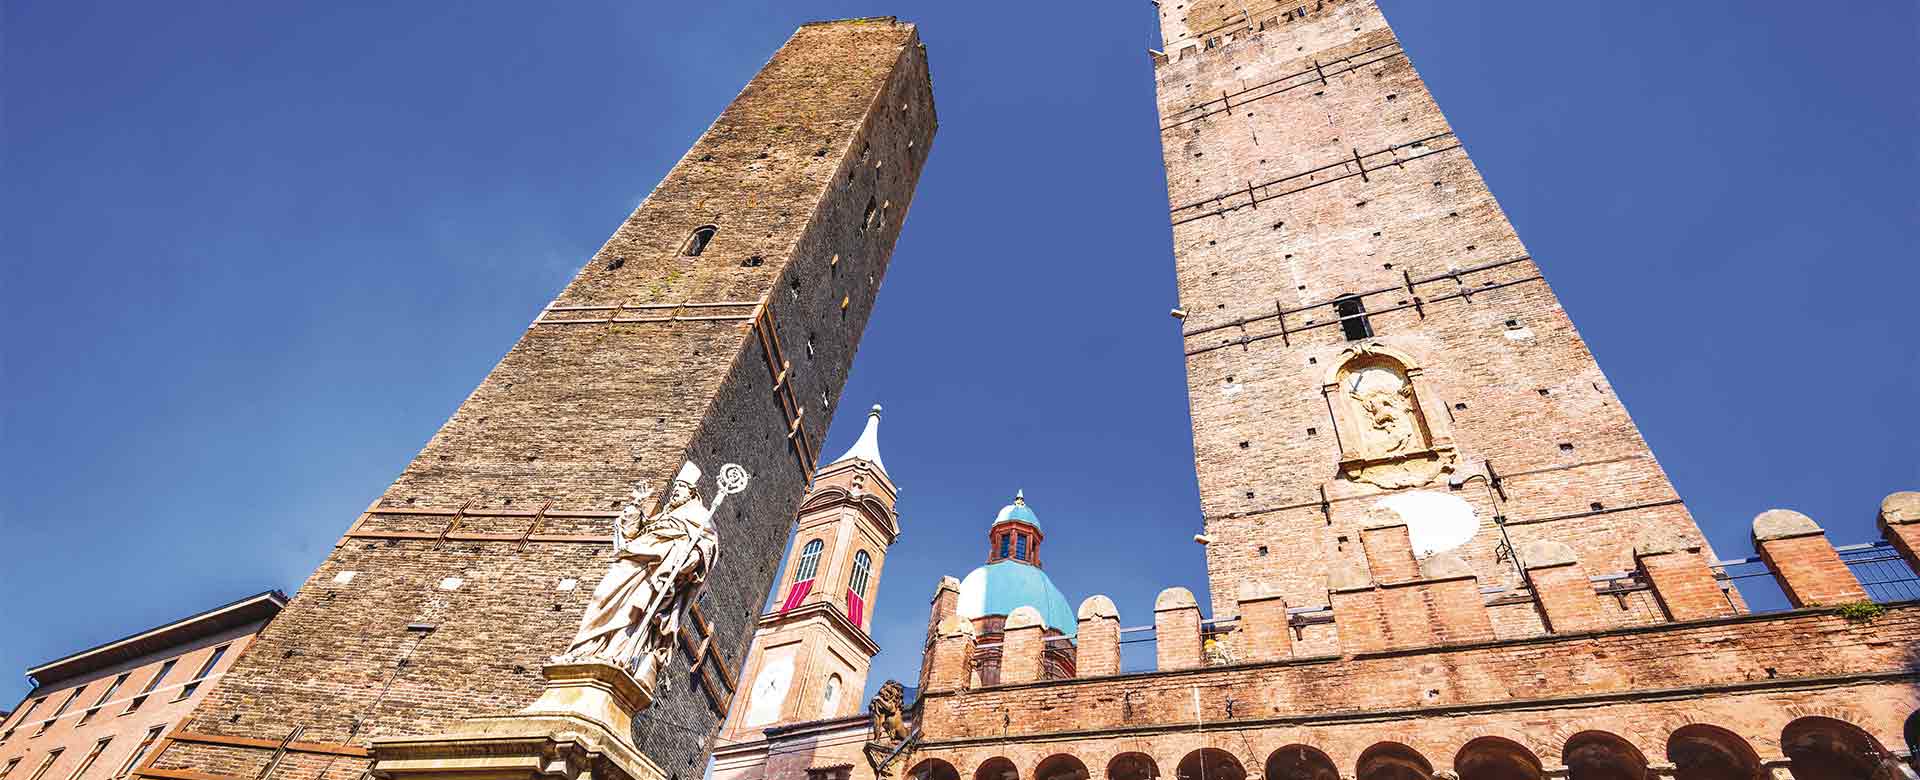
920 492 1915 687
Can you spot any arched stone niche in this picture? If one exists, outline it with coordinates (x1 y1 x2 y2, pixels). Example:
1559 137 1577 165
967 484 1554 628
1322 342 1456 489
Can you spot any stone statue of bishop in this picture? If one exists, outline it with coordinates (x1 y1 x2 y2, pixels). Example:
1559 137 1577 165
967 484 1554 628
561 460 720 691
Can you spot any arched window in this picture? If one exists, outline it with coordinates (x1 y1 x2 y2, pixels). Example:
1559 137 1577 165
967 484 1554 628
1335 294 1373 340
1015 535 1028 561
862 198 878 233
794 539 824 583
682 225 717 256
999 533 1012 560
820 674 842 716
849 551 873 597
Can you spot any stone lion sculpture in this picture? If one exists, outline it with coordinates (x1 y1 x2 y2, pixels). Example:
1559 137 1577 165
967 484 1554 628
869 679 910 742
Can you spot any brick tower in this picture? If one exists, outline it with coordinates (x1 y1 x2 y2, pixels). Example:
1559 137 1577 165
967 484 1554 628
721 405 899 744
902 5 1918 780
135 19 935 780
1157 0 1708 626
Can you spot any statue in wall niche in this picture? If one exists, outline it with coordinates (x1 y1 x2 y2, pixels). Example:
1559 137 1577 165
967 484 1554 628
1346 365 1420 456
1324 343 1456 490
559 460 751 691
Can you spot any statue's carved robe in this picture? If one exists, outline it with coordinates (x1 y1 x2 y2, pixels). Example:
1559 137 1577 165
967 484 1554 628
568 496 718 669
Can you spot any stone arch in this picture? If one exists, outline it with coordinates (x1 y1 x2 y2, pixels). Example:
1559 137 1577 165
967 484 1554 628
1454 737 1543 780
975 757 1020 780
1266 745 1339 780
1176 749 1246 780
1357 743 1434 780
1665 725 1762 780
1563 731 1648 780
1036 755 1091 780
1107 753 1160 780
911 760 961 780
1781 716 1895 780
1321 342 1455 489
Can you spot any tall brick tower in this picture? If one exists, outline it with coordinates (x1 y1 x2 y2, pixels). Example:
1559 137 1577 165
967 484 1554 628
1155 0 1709 626
720 405 899 744
903 6 1916 780
136 18 934 780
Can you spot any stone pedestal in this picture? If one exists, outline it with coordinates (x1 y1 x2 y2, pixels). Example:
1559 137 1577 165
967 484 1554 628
371 663 666 780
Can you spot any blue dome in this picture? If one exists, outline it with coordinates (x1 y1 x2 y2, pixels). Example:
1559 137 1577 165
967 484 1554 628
993 491 1041 531
955 561 1076 639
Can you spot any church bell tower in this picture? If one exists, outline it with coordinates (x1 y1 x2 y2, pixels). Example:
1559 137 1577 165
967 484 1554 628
721 405 900 743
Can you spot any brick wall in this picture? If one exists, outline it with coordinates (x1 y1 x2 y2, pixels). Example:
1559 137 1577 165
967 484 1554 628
148 19 935 780
1153 0 1711 622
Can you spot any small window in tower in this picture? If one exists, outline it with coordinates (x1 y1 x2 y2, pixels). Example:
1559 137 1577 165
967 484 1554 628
862 198 878 232
1015 535 1028 561
1334 295 1373 341
795 539 824 583
682 225 717 256
999 533 1011 559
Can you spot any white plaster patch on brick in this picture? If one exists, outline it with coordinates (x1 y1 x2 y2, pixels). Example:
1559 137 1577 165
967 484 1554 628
332 571 358 585
1375 491 1477 557
557 578 578 592
1503 326 1535 341
438 577 464 591
1223 382 1244 397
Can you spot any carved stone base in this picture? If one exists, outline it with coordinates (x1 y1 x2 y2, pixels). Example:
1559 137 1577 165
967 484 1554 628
370 663 664 780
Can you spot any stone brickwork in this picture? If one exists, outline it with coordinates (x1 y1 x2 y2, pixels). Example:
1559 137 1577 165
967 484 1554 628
895 5 1916 780
1156 0 1707 621
143 18 934 780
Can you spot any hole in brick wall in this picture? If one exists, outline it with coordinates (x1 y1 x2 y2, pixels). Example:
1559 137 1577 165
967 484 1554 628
1239 441 1250 449
1454 402 1467 410
1590 502 1605 512
605 257 625 271
1538 388 1551 396
1559 443 1574 452
1505 319 1520 328
1246 491 1255 499
814 149 827 157
1299 285 1307 290
1307 357 1317 364
1466 245 1477 251
741 256 764 268
1208 239 1216 245
1356 200 1368 208
1306 427 1318 436
1273 220 1284 230
698 153 713 162
1383 263 1393 269
1449 211 1460 217
1372 231 1382 237
1258 546 1269 556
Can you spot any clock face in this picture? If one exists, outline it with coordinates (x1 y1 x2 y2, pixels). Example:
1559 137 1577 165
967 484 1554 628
743 652 794 727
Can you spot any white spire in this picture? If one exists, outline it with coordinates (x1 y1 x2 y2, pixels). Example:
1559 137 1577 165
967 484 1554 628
829 404 887 473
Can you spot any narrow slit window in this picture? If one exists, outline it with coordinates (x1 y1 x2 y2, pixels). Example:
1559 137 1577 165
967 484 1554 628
1014 534 1028 561
67 738 111 780
174 644 230 702
28 751 62 780
125 660 175 713
681 225 717 256
998 533 1011 559
117 726 166 779
861 198 878 233
1334 294 1373 340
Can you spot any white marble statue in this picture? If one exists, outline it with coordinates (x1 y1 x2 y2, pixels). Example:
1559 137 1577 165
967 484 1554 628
560 460 748 690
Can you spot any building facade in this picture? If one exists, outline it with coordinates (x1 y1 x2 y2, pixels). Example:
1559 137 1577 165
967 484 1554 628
0 593 284 780
895 5 1919 780
133 18 936 780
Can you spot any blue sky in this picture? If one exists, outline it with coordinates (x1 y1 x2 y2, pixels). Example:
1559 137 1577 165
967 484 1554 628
2 1 1915 702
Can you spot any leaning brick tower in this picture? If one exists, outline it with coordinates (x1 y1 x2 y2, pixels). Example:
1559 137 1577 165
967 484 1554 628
903 6 1917 780
135 18 935 780
1156 0 1707 628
